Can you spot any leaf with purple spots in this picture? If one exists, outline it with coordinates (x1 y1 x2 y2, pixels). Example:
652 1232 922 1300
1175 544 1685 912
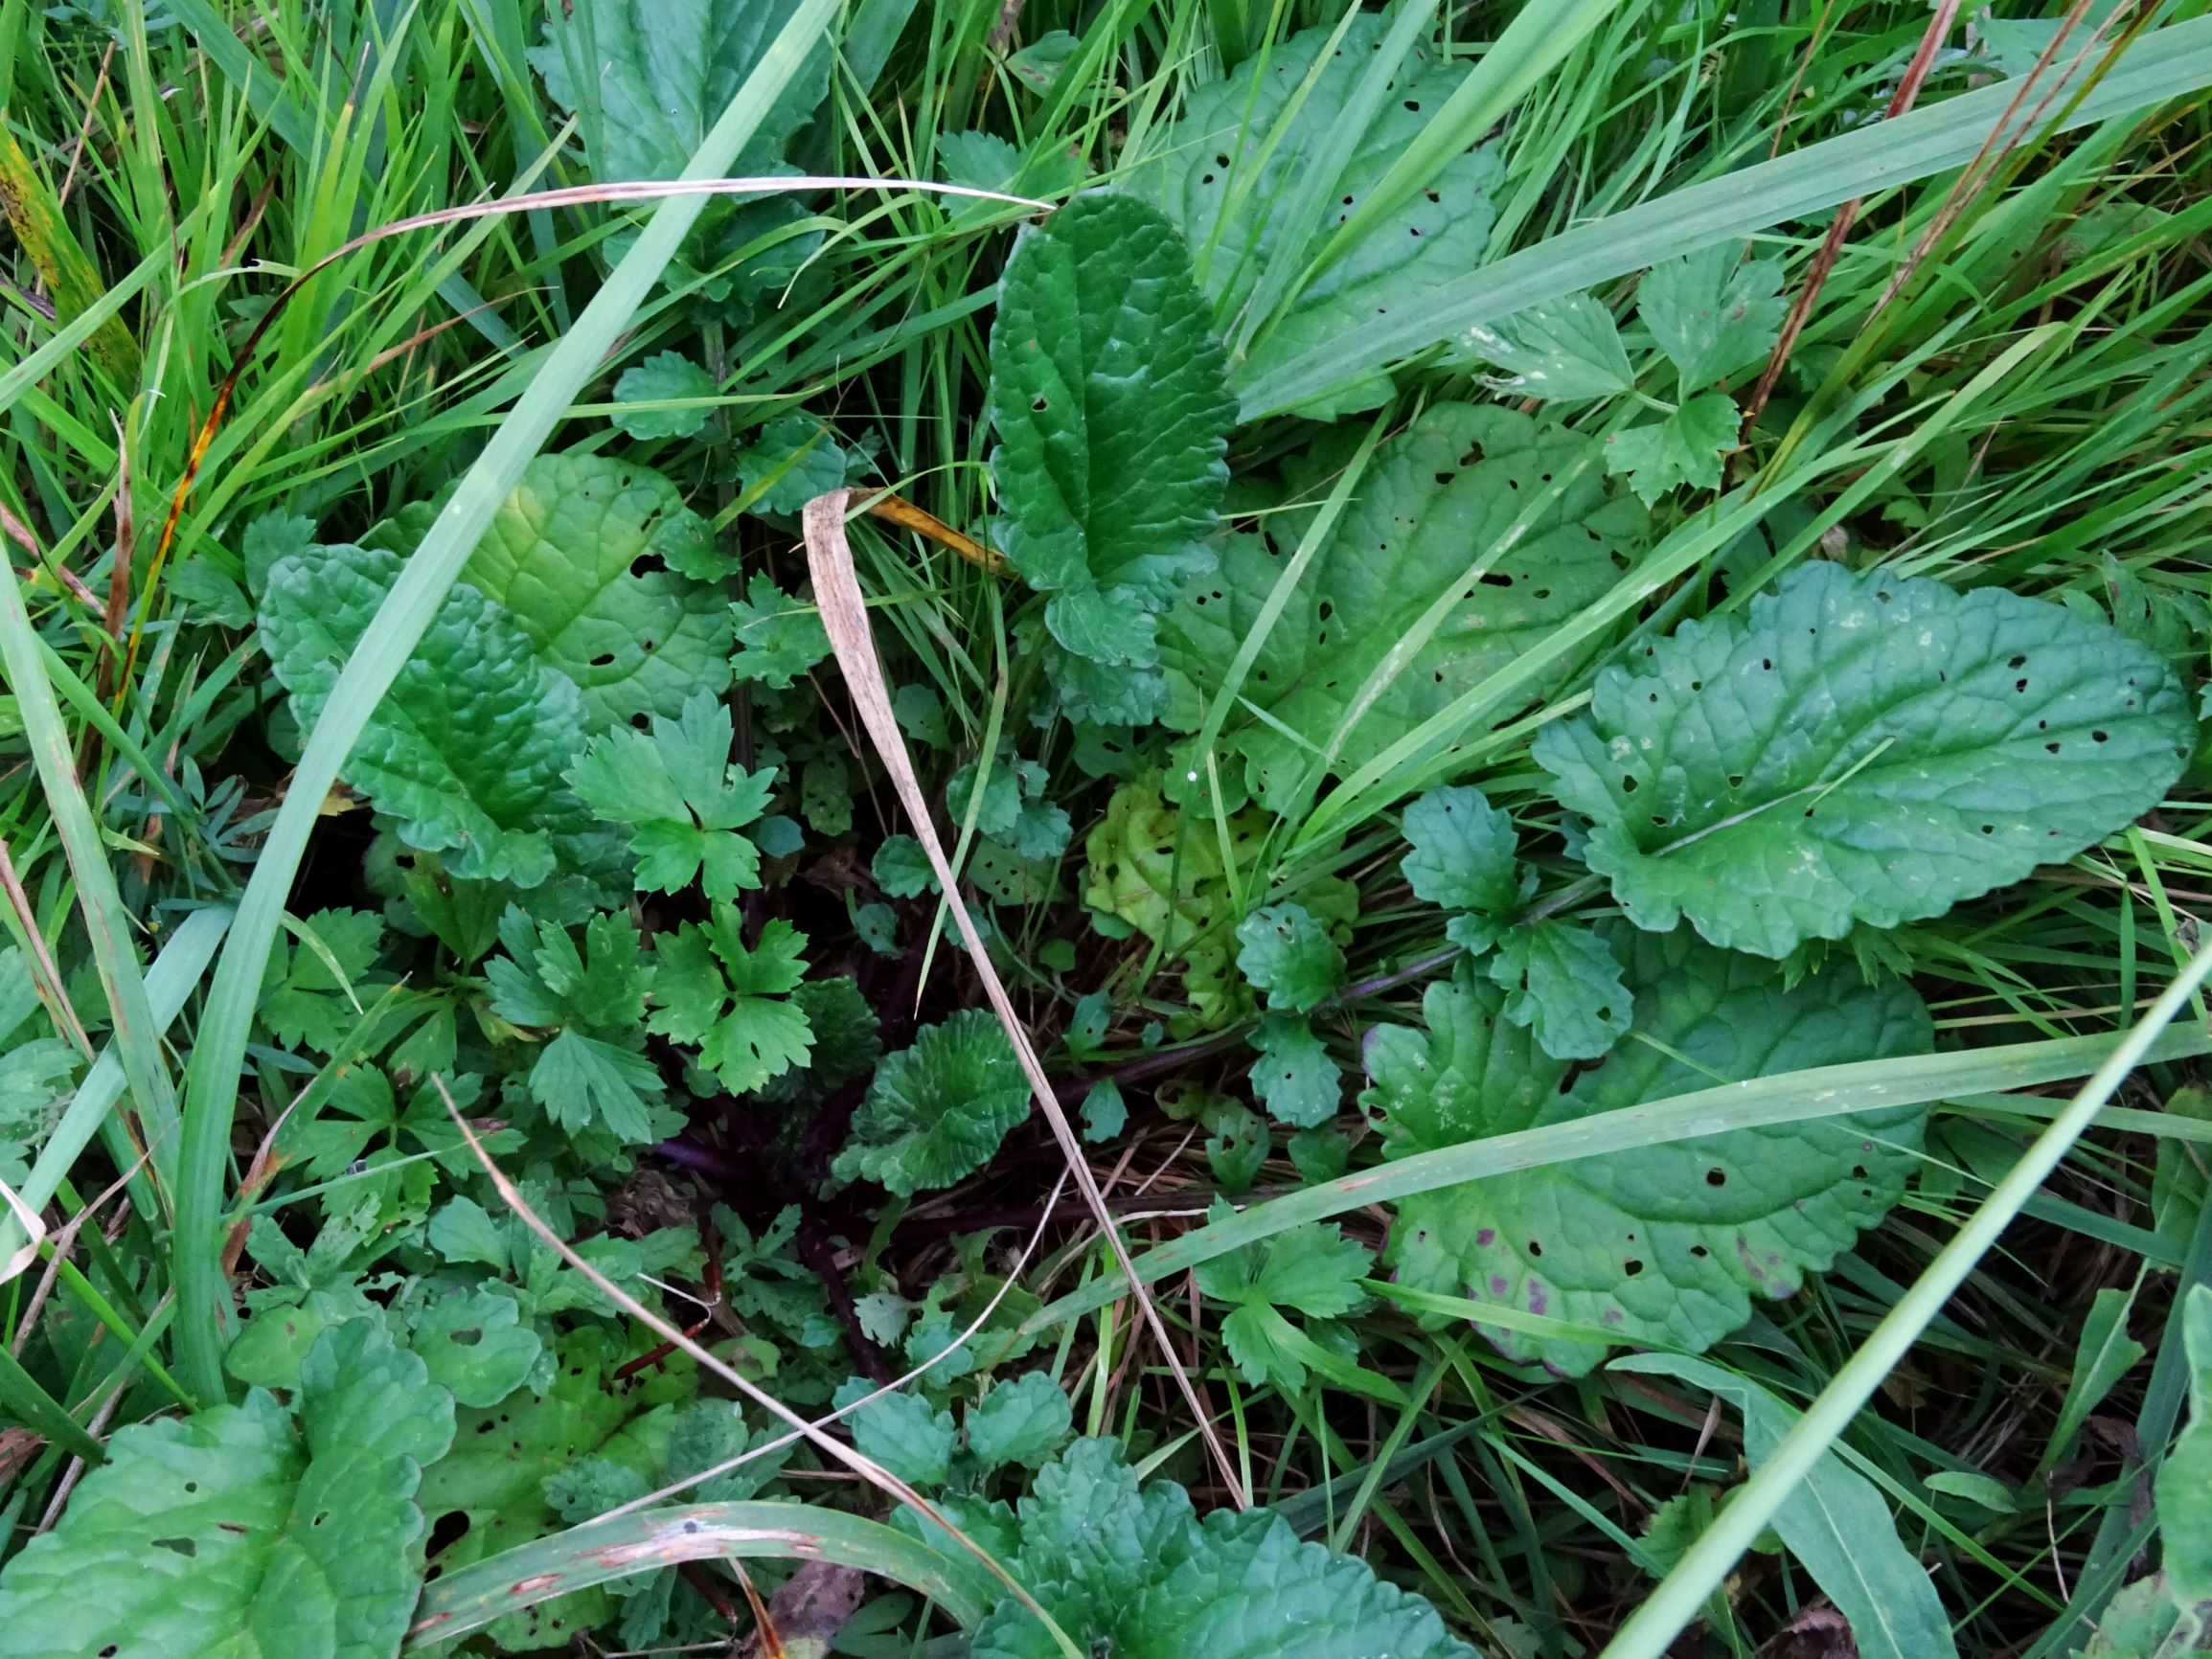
1364 925 1930 1375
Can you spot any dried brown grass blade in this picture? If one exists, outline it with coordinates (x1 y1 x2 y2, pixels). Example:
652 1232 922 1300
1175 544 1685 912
802 489 1249 1508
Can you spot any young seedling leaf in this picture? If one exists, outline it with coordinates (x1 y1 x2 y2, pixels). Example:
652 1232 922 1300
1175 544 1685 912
1235 902 1344 1014
1534 561 2197 957
1601 392 1739 504
968 1373 1075 1472
1486 918 1632 1061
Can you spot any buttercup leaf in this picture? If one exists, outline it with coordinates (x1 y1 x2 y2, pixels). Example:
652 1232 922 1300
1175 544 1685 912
1638 241 1789 389
1460 293 1633 401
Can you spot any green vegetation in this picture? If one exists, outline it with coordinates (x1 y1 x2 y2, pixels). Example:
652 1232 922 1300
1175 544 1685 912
0 1 2209 1655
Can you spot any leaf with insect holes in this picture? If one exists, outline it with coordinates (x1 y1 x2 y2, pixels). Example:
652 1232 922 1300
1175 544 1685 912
1124 8 1501 419
1248 1013 1340 1128
612 351 717 440
364 453 731 732
1533 561 2197 958
408 1288 543 1409
568 692 776 899
1160 404 1646 810
989 193 1235 710
969 1373 1075 1472
1638 241 1788 390
259 542 587 887
1458 293 1633 402
967 1439 1474 1659
0 1320 453 1659
1236 902 1344 1014
648 909 813 1096
1601 393 1739 505
1366 927 1931 1375
833 1010 1030 1195
1486 919 1631 1061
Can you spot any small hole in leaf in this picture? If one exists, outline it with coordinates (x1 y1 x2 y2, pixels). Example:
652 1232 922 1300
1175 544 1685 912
589 652 615 668
2093 729 2109 742
1528 1240 1542 1257
1727 773 1745 787
1480 571 1512 588
1981 824 1995 834
1625 1260 1643 1276
1704 1170 1725 1187
1691 1244 1709 1258
1032 395 1048 412
153 1537 196 1557
1621 776 1638 793
2009 654 2027 669
2046 741 2060 754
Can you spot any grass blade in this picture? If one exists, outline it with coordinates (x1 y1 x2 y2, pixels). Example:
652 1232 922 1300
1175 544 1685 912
1235 15 2212 419
403 1501 994 1648
1599 936 2212 1659
1022 1022 2212 1336
168 0 847 1404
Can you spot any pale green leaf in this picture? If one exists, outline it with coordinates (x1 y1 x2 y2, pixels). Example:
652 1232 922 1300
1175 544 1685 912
1369 929 1931 1374
1534 562 2197 958
410 1289 543 1410
731 572 832 689
1247 1013 1339 1128
733 415 850 514
1401 784 1525 931
1636 242 1788 389
1459 293 1632 401
834 1380 955 1486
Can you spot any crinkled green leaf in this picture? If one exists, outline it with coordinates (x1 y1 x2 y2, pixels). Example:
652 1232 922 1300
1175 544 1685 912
0 1320 454 1659
1247 1012 1340 1128
1161 405 1645 809
1460 292 1632 401
872 833 937 898
1125 8 1500 418
1638 241 1788 390
1235 901 1343 1014
410 1288 543 1410
1602 393 1739 504
1368 928 1931 1374
1534 561 2197 958
833 1009 1029 1195
1400 785 1526 939
968 1373 1074 1472
833 1379 956 1486
568 692 774 898
733 414 851 514
260 542 584 886
1486 919 1631 1061
989 193 1234 700
969 1440 1473 1659
366 454 730 732
731 573 832 689
611 351 717 440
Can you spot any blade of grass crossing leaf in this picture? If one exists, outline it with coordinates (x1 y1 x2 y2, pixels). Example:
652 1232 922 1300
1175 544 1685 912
1235 15 2212 418
0 1343 103 1466
405 1501 994 1646
0 560 181 1197
1021 1023 2212 1335
804 489 1253 1509
1598 934 2212 1659
169 0 845 1405
1294 0 1637 294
